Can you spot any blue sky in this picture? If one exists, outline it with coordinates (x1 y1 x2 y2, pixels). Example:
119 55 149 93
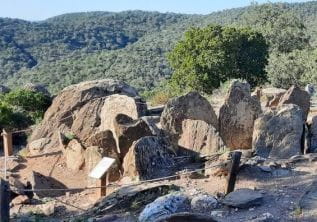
0 0 312 21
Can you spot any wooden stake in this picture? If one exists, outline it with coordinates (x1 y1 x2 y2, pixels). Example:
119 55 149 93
2 129 13 157
0 179 10 222
226 151 242 195
96 173 108 198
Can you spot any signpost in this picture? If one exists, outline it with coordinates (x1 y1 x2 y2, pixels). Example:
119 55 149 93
89 157 115 198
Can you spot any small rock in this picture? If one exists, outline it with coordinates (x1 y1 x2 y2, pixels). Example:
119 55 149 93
210 210 227 218
222 189 263 209
38 202 55 216
11 195 30 205
191 194 218 213
249 212 275 222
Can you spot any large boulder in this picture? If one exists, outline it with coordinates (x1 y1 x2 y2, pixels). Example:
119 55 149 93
222 189 263 209
114 114 153 160
123 136 176 180
139 193 191 222
260 87 286 108
64 139 85 171
85 146 121 184
178 119 225 156
85 131 121 183
160 92 218 147
309 116 317 153
28 79 140 152
219 81 262 150
99 94 147 135
253 104 304 159
278 85 310 120
28 138 51 155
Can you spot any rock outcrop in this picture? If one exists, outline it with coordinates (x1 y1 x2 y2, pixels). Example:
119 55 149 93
178 119 225 156
219 81 262 150
160 92 218 148
84 146 121 184
123 136 176 180
253 104 304 159
28 79 140 152
28 138 51 155
99 94 147 135
309 116 317 153
64 139 85 171
114 114 153 159
278 85 310 120
261 87 286 108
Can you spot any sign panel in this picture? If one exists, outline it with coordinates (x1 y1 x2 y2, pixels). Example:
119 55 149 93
89 157 116 179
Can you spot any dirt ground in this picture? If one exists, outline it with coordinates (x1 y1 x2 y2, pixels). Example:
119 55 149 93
1 151 317 222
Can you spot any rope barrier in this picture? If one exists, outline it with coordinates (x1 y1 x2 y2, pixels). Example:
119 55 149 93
8 161 225 193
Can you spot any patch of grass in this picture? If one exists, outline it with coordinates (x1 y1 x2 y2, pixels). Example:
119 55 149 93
293 207 302 216
18 147 29 157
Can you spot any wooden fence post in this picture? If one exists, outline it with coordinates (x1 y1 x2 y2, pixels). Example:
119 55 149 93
0 179 10 222
226 151 242 195
2 129 13 157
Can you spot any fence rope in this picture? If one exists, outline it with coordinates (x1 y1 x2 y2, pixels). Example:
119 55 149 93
8 161 225 193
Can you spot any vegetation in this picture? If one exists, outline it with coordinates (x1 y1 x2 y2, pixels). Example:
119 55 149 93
1 2 317 93
168 25 268 93
0 90 51 129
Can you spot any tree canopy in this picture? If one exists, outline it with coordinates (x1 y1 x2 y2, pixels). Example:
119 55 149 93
168 25 268 93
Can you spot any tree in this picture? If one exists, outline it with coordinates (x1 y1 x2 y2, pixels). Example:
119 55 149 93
267 49 317 88
168 25 269 94
240 3 310 53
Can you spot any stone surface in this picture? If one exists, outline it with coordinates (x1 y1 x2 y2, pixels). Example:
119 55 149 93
99 94 147 137
29 171 67 198
222 188 263 209
38 202 55 216
253 104 304 159
309 116 317 153
85 146 121 184
219 81 262 150
190 194 218 213
86 130 119 157
11 195 30 206
28 79 139 151
123 136 176 180
28 138 51 155
154 213 218 222
260 87 286 108
64 139 85 171
278 85 310 120
114 114 153 160
178 119 225 156
97 213 137 222
139 193 191 222
299 180 317 212
160 92 218 146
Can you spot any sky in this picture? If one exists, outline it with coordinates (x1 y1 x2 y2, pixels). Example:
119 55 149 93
0 0 313 21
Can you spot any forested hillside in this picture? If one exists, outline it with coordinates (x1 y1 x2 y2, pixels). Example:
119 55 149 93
1 1 317 93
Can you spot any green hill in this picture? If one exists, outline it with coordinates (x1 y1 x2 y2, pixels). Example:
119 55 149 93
1 2 317 93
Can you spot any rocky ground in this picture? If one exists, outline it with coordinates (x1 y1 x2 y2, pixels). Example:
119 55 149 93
1 79 317 221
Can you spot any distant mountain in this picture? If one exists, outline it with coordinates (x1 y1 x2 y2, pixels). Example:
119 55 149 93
1 2 317 93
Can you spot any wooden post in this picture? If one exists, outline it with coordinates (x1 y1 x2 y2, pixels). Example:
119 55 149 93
2 129 13 157
226 151 242 195
0 179 10 222
96 173 107 198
